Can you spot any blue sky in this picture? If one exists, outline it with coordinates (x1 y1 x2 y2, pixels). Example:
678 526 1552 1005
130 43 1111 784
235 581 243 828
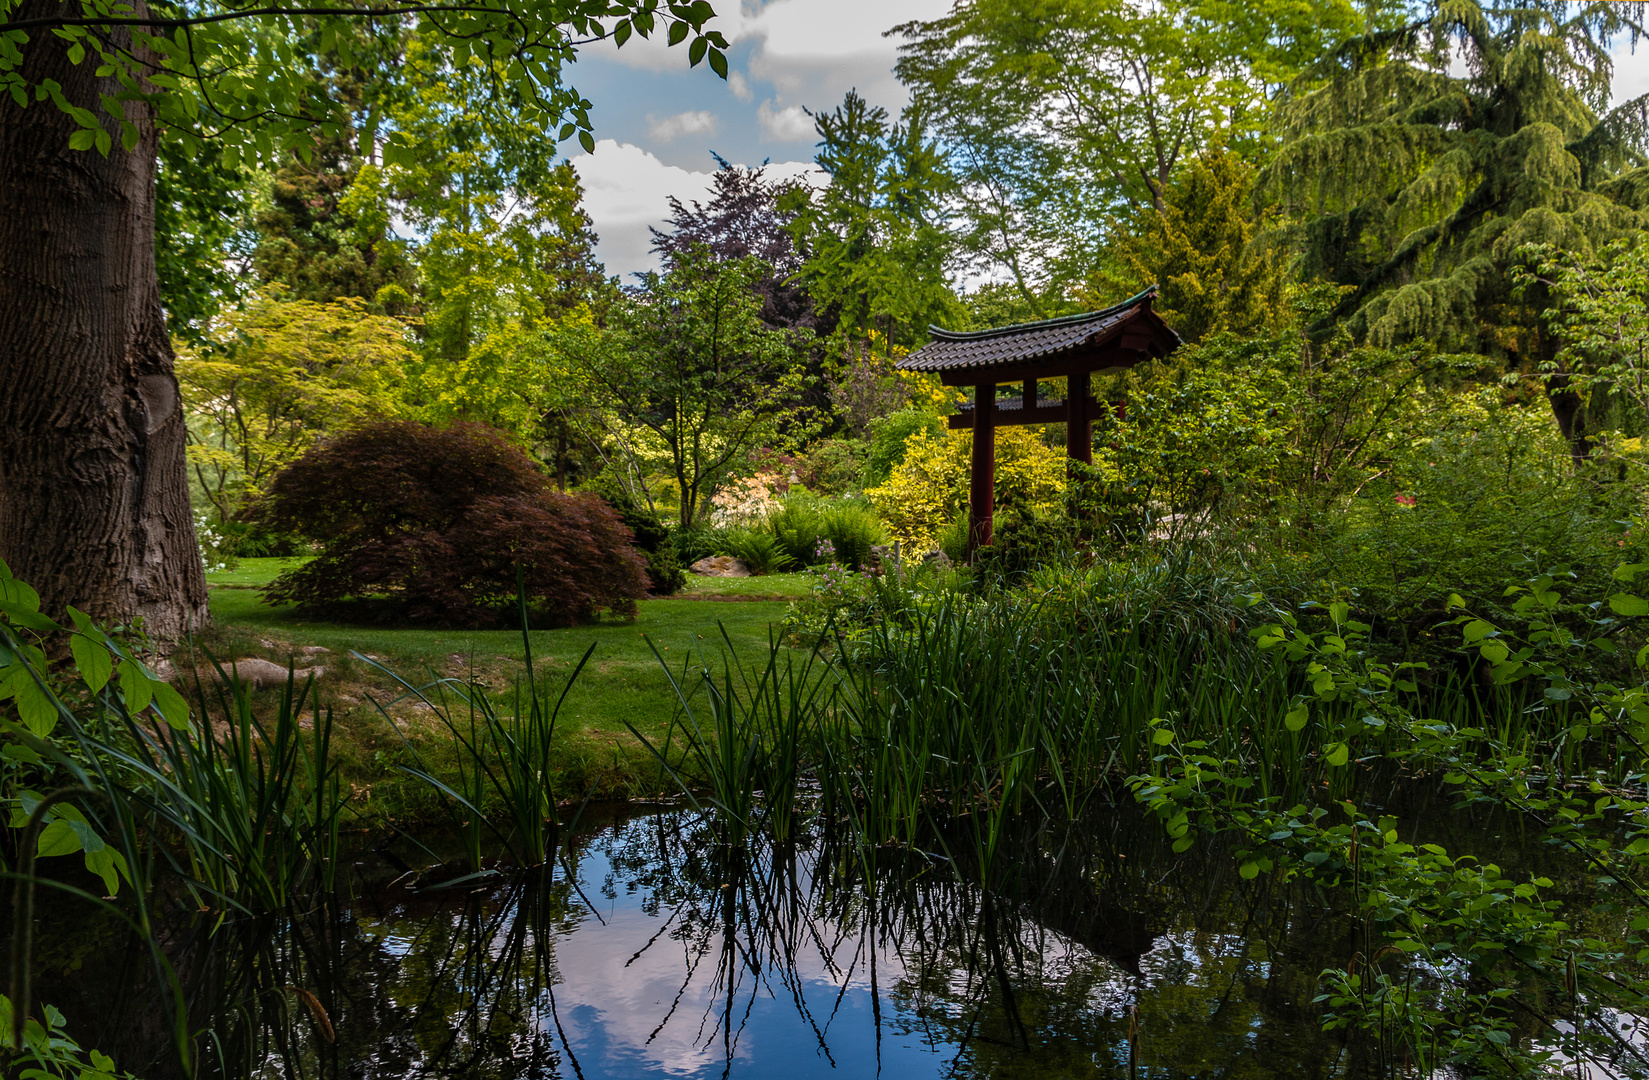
561 0 1649 282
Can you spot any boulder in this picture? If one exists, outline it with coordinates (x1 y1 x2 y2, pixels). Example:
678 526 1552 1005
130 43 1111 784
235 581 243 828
921 549 952 570
688 555 753 577
224 657 326 690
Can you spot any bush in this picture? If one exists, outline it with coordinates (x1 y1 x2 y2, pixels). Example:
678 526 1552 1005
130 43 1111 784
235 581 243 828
766 498 826 568
818 502 888 570
718 529 795 575
256 420 650 627
863 408 945 488
796 438 867 496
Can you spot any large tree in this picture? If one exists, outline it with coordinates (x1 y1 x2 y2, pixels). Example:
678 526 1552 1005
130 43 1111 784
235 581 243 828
1266 0 1649 457
892 0 1364 309
0 0 727 643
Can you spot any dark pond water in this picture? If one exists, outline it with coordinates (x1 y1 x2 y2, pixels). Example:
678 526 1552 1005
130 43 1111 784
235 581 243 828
23 795 1571 1079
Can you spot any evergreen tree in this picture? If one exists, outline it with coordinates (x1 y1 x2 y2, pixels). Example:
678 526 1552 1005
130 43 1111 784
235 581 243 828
252 130 417 310
1266 0 1649 455
1086 148 1291 343
782 90 960 350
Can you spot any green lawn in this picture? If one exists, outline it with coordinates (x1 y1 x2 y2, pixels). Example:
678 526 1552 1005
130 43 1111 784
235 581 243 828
198 560 817 812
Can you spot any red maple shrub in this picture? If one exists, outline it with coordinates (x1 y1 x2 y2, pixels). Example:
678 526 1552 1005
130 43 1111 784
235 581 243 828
256 420 649 627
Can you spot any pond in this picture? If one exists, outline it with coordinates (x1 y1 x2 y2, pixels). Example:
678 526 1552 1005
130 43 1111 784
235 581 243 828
24 795 1570 1080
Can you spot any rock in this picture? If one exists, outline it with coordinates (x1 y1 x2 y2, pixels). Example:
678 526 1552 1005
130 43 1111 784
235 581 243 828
297 645 331 656
224 657 326 690
921 549 952 570
688 555 752 577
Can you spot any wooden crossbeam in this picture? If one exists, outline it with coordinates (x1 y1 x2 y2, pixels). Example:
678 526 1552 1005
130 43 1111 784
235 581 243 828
948 398 1102 430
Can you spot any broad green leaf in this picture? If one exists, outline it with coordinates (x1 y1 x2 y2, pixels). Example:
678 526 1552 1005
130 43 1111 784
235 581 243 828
1151 727 1175 745
1284 705 1308 732
1610 593 1649 618
70 632 112 694
151 682 190 729
1463 619 1494 642
15 677 57 736
1324 742 1350 767
119 657 153 713
35 819 83 858
1238 861 1260 879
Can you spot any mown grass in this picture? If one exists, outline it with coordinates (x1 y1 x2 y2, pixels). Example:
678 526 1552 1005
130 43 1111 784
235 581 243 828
197 559 812 821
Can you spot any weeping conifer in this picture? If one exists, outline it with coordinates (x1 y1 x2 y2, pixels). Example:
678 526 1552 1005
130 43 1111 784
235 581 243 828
1264 1 1649 457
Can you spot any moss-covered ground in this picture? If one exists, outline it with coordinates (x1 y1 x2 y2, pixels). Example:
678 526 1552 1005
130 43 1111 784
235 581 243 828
196 559 815 824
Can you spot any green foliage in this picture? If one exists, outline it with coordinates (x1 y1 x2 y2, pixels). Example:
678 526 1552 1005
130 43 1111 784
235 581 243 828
1 0 729 173
862 407 945 488
1265 0 1649 451
866 425 1068 551
0 996 139 1080
1309 389 1639 662
177 290 416 525
894 0 1364 301
1523 237 1649 435
818 503 889 572
716 529 795 576
571 249 818 527
794 438 866 497
1086 148 1290 344
781 90 961 349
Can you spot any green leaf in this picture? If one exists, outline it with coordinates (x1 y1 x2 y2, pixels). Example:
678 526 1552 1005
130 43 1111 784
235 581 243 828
69 633 112 694
578 130 595 154
15 677 57 737
1463 619 1494 642
118 658 152 714
668 19 689 45
1239 861 1260 879
688 34 708 66
35 819 83 858
707 47 727 79
1151 727 1175 745
1479 641 1509 664
67 128 94 151
151 681 190 729
84 845 127 896
614 19 633 46
1329 600 1348 625
1284 704 1308 732
1324 742 1350 767
1610 593 1649 618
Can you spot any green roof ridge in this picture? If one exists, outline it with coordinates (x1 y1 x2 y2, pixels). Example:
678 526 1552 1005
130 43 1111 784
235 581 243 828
927 286 1158 341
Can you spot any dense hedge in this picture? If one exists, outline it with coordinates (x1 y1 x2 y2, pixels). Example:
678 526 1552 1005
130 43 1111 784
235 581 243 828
257 420 649 626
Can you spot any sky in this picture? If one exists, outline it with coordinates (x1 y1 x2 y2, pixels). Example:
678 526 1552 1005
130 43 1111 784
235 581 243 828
562 0 950 280
562 1 1649 283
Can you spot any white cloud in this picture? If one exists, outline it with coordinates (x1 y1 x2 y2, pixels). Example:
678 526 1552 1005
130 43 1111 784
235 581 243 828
727 69 753 102
569 139 822 279
647 109 718 142
757 99 814 142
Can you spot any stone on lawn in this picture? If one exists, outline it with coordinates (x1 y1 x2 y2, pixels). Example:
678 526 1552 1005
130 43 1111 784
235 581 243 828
688 555 752 577
224 657 326 689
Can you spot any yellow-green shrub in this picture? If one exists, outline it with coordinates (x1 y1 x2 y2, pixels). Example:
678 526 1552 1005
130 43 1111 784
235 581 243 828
866 427 1068 550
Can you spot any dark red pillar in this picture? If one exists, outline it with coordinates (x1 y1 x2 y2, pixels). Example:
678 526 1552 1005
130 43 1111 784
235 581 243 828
969 383 995 555
1065 371 1091 464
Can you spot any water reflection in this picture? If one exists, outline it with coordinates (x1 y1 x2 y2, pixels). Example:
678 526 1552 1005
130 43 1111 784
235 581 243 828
30 806 1388 1079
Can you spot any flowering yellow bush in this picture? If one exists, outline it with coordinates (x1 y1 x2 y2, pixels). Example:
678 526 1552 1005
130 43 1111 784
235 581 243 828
866 426 1068 550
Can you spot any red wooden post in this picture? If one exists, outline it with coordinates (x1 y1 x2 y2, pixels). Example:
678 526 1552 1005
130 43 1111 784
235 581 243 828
1065 371 1091 464
969 383 995 555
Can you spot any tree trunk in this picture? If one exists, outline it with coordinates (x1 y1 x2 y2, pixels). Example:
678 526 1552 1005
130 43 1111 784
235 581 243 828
0 0 209 647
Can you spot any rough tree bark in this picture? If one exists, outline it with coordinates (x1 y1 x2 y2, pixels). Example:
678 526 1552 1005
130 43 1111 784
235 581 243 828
0 0 209 646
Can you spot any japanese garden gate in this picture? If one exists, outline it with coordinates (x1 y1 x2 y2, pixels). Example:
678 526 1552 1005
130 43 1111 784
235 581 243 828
896 287 1181 556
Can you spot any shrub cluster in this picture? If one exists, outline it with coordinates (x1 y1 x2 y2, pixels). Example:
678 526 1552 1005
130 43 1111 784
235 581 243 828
256 420 649 627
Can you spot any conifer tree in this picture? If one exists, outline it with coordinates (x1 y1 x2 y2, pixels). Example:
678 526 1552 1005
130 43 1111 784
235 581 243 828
1266 0 1649 455
1085 148 1290 343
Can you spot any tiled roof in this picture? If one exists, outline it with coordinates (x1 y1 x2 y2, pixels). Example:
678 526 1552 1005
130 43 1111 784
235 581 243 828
898 287 1172 374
